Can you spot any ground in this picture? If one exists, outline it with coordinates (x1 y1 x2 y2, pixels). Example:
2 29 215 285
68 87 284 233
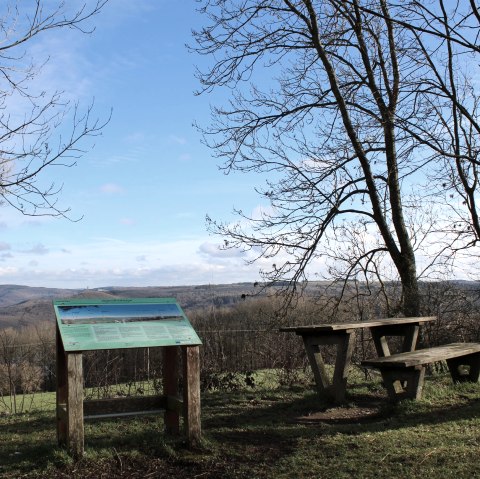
3 374 480 478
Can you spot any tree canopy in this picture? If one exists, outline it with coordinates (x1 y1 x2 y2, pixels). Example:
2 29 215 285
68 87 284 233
193 0 480 316
0 1 109 218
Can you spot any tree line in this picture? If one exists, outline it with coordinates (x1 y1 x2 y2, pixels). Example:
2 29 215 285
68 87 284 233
2 282 480 412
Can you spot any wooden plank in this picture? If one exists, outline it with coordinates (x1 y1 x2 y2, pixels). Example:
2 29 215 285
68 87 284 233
401 324 420 352
84 396 166 416
362 343 480 368
182 345 201 447
84 410 165 420
67 353 84 459
371 332 391 357
280 316 436 334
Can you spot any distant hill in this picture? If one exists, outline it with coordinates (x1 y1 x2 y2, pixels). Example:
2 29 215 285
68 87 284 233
0 283 257 329
1 280 476 330
0 284 80 308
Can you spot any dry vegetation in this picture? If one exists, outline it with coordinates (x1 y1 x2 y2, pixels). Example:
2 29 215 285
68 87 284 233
1 282 480 476
1 281 480 414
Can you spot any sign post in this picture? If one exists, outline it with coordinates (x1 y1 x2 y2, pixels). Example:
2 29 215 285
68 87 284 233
54 298 202 458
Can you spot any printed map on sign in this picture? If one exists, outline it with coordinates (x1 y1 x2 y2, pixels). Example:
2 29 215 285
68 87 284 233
54 298 202 351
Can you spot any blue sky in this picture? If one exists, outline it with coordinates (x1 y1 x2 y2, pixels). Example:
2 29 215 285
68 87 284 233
0 1 272 288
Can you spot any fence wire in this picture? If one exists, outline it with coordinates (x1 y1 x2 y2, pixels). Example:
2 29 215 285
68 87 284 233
0 330 310 414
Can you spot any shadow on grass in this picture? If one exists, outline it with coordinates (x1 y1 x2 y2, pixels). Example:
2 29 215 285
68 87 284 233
0 413 58 476
203 383 480 447
2 381 480 478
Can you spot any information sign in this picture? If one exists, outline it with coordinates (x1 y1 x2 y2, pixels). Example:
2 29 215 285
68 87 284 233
54 298 202 351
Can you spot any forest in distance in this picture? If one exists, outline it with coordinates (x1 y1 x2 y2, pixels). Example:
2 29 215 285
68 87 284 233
0 280 478 331
0 282 265 330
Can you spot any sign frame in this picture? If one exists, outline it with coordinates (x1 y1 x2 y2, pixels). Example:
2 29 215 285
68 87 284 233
54 297 202 352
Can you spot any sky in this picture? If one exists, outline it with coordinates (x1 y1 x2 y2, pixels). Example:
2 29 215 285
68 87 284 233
0 1 274 289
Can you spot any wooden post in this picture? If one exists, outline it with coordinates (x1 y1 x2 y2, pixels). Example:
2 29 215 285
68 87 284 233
182 345 201 447
66 353 84 459
57 321 84 460
56 325 67 447
163 346 180 435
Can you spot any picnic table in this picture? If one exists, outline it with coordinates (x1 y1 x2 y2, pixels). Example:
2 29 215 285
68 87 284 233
280 316 436 403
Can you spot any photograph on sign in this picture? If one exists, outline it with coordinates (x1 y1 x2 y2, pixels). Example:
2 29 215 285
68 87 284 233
58 303 184 324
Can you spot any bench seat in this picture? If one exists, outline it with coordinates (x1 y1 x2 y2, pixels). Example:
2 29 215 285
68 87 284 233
362 342 480 401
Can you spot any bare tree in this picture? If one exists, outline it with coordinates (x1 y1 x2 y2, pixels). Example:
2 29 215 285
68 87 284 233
193 0 448 316
333 1 480 273
393 1 480 252
0 1 109 218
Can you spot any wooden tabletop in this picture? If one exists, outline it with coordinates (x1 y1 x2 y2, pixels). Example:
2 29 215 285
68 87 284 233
280 316 437 334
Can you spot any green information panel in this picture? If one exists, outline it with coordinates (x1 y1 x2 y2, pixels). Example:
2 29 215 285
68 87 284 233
54 298 202 352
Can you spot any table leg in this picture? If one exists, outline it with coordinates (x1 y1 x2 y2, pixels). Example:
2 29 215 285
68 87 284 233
370 323 424 392
302 331 355 403
380 366 425 401
370 324 420 356
447 353 480 383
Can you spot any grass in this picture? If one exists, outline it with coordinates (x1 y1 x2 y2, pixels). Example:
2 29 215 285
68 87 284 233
2 369 480 478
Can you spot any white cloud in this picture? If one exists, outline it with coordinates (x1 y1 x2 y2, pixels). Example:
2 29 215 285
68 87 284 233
100 183 125 194
125 132 147 143
0 242 11 251
27 28 94 104
169 135 187 145
251 204 275 221
22 243 49 256
120 218 135 226
0 236 263 288
0 253 13 262
198 241 245 259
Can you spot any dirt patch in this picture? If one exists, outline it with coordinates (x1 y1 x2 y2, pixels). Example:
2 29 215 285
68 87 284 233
296 401 384 425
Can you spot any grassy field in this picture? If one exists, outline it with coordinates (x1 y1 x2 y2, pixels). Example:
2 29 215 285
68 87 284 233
2 369 480 478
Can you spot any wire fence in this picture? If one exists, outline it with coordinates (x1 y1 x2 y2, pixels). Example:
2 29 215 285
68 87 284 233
0 329 311 414
2 324 445 414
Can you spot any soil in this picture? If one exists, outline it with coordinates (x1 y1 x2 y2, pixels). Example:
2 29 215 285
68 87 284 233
295 400 384 425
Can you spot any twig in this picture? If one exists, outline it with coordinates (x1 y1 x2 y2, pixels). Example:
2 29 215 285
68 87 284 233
113 447 123 472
